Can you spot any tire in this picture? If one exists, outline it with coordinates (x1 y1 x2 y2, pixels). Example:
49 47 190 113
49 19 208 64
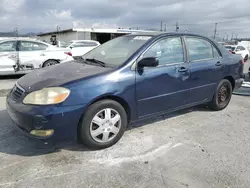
209 79 232 111
244 55 249 62
43 60 58 67
78 99 127 149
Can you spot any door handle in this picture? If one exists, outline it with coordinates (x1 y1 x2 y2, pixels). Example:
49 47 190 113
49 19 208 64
215 61 222 66
40 53 45 56
178 67 188 72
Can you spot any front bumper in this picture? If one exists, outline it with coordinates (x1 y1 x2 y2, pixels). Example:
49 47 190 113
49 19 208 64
6 94 86 142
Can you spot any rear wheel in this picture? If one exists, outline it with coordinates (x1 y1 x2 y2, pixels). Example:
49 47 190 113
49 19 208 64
209 79 232 111
78 100 127 149
43 60 58 67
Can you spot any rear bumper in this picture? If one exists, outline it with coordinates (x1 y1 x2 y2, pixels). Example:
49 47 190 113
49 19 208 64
235 78 244 90
6 94 86 143
60 56 74 64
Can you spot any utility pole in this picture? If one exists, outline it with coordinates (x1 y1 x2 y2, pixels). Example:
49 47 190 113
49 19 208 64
160 21 163 31
176 21 179 32
164 24 167 32
213 23 217 39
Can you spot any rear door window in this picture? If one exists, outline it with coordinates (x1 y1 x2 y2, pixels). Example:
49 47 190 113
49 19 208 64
186 37 213 61
212 46 221 58
18 41 48 51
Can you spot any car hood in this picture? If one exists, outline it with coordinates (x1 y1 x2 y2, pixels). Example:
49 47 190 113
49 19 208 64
17 61 112 92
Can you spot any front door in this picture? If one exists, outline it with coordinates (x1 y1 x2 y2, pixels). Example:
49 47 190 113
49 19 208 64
184 36 223 103
0 40 18 74
136 36 191 118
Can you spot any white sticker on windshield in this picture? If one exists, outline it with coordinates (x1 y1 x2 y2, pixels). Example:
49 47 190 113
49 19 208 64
134 36 151 40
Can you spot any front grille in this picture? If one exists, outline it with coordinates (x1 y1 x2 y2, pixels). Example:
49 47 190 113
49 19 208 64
11 84 25 101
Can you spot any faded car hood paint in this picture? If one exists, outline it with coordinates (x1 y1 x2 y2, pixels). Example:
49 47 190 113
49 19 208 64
17 61 111 92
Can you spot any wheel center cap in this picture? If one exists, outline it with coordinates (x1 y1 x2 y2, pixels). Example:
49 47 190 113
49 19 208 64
103 121 112 128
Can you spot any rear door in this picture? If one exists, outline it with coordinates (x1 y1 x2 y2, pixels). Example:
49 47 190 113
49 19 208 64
136 36 191 118
0 40 17 74
185 36 223 103
17 41 49 68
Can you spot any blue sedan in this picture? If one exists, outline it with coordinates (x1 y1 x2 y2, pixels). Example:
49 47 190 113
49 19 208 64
6 32 244 149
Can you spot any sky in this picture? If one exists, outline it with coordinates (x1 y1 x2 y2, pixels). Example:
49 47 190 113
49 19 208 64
1 0 250 38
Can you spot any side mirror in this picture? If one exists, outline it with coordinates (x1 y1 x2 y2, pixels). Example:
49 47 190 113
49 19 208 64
138 57 159 68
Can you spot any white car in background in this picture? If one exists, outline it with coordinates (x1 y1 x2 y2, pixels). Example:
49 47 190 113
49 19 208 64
61 40 100 59
224 45 249 62
0 39 73 75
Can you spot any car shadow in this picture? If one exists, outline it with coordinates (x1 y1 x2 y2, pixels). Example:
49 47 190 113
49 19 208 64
0 105 210 157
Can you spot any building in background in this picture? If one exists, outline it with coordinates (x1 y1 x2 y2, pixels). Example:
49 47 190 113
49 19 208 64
37 28 155 45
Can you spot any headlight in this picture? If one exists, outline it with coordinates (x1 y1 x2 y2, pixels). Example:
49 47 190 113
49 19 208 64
23 87 70 105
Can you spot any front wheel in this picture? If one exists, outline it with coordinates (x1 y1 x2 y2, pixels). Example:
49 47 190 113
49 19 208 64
208 79 232 111
78 100 127 149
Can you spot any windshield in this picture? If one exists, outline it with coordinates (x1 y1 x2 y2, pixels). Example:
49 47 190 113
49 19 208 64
83 35 152 67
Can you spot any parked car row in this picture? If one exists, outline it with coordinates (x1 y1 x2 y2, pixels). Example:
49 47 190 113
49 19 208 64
0 38 73 75
0 37 102 75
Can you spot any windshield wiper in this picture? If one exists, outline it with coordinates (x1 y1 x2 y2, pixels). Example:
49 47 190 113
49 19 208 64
84 58 106 67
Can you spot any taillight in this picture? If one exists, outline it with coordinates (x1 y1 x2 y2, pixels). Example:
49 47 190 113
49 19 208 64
64 52 72 56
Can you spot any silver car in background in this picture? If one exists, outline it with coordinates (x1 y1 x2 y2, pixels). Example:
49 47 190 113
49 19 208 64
0 38 74 75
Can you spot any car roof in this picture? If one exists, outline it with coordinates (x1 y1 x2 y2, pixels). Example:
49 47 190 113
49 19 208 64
0 38 52 46
71 40 99 43
129 32 213 39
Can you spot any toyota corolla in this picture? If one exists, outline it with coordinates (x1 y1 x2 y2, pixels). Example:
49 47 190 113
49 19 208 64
6 32 244 149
